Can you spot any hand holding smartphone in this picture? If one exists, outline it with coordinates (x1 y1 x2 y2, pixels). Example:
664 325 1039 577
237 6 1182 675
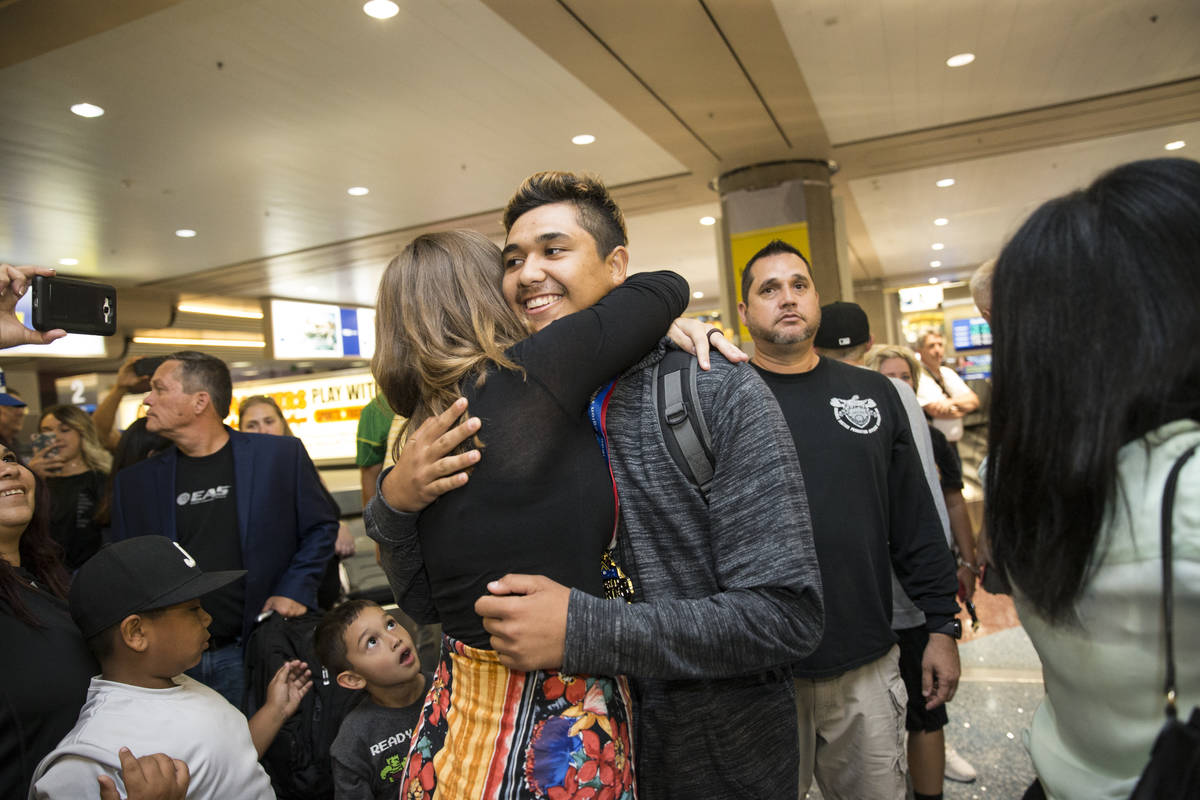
29 432 64 476
32 275 117 336
0 264 67 349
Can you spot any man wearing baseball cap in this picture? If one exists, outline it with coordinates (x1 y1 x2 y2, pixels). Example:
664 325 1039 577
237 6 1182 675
29 536 312 800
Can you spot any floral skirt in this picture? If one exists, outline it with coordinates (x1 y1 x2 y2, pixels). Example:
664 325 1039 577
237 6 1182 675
402 634 636 800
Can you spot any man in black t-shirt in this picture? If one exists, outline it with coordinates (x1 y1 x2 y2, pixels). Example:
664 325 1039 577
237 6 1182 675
738 240 960 800
111 351 337 708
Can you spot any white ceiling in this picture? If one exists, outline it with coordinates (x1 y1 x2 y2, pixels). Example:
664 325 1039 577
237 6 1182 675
850 119 1200 286
0 0 683 283
775 0 1200 144
0 0 1198 333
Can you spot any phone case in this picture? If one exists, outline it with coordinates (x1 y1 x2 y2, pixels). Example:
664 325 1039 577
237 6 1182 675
31 275 117 335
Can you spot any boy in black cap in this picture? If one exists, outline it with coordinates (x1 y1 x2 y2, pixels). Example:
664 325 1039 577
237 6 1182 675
29 536 312 800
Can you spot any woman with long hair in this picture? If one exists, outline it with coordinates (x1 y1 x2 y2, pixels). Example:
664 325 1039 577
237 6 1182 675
0 442 96 795
372 230 687 799
986 158 1200 799
237 395 294 437
28 405 112 570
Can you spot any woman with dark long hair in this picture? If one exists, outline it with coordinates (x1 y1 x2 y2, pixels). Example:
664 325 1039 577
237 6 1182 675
372 230 687 799
0 443 96 795
986 157 1200 799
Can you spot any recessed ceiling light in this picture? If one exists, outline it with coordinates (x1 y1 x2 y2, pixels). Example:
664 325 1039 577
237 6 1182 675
930 260 942 268
571 134 596 145
931 243 945 251
1165 140 1186 151
934 218 949 226
175 229 197 238
699 216 716 226
946 53 975 68
347 186 369 196
362 0 399 19
693 291 705 299
936 178 956 188
58 258 79 266
929 277 940 284
70 102 105 118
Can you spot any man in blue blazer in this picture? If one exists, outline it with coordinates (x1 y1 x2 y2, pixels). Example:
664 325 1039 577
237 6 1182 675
110 351 337 707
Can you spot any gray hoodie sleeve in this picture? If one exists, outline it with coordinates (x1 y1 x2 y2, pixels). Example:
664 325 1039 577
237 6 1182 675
363 470 440 624
561 359 825 679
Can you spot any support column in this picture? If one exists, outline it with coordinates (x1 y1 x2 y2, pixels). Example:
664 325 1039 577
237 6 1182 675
715 160 844 345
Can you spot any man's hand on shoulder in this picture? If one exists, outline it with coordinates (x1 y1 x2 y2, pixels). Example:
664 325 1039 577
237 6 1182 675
666 317 747 370
475 574 570 671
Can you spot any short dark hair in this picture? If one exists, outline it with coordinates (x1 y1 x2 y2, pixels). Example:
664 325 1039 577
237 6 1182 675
166 351 232 419
314 599 379 676
741 239 811 303
85 606 169 663
502 171 627 259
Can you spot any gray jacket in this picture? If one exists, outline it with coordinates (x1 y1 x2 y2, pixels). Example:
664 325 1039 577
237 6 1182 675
365 343 824 799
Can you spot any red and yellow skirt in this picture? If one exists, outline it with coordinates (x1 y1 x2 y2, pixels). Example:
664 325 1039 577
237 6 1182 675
402 634 636 800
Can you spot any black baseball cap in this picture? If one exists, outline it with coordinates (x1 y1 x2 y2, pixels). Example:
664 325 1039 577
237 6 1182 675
814 301 870 349
70 536 245 639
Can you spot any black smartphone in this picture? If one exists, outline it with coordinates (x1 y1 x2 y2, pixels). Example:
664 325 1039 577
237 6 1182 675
31 275 117 335
133 356 168 378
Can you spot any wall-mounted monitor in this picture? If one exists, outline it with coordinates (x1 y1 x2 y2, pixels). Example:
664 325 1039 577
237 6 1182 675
898 285 944 313
960 352 992 381
269 299 375 360
951 316 992 351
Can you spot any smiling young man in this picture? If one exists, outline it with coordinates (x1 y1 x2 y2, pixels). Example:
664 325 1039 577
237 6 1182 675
110 351 337 709
366 171 824 799
738 240 961 800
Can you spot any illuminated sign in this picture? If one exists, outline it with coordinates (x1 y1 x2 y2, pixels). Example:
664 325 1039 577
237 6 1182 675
269 299 375 360
116 368 381 463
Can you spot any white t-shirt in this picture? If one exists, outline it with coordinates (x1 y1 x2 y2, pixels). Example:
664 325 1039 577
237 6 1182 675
29 675 275 800
916 364 971 442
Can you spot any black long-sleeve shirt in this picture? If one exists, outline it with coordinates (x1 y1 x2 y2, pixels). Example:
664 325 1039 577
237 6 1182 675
418 270 688 647
754 357 958 677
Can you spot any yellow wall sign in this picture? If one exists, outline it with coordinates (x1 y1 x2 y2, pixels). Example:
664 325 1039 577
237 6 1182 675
728 222 811 340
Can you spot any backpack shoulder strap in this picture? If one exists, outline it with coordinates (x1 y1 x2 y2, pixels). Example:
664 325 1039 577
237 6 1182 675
652 348 716 499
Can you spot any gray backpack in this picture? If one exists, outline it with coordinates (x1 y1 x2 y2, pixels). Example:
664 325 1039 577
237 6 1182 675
652 348 715 499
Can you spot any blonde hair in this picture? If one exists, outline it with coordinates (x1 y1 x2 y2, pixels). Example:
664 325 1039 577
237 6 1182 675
40 405 113 473
371 231 527 455
866 345 923 393
969 258 995 315
237 395 294 437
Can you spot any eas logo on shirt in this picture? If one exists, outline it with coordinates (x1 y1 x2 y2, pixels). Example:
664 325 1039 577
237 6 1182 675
176 486 232 506
830 395 881 435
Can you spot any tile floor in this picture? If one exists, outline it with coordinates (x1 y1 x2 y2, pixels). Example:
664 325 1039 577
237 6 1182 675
807 586 1045 800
